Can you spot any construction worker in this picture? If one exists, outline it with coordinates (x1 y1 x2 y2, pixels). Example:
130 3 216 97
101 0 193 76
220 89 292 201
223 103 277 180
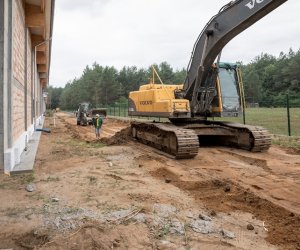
93 114 103 139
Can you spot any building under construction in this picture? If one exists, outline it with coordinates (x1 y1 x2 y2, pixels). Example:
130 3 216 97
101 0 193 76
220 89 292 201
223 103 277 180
0 0 55 174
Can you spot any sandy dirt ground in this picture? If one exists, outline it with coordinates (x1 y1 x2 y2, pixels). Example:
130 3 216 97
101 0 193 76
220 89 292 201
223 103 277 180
0 112 299 250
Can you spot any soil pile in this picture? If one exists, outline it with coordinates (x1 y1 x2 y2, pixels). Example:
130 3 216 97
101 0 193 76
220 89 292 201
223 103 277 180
100 126 132 145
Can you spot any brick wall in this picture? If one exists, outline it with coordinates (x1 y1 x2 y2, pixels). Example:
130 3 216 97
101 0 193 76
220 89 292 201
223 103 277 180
12 0 25 84
12 0 25 143
12 82 25 142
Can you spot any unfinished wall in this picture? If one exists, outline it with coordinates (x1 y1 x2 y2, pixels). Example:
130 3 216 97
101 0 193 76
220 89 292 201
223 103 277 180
1 0 53 174
12 0 25 143
3 0 34 172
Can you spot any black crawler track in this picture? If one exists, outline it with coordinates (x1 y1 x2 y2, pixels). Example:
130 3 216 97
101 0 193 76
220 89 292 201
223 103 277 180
131 121 271 159
131 122 199 159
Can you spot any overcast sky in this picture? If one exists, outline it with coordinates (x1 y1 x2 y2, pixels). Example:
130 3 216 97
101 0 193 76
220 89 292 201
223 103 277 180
49 0 299 87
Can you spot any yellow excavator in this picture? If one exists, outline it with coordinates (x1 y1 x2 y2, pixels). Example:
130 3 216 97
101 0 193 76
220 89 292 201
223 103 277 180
128 0 287 159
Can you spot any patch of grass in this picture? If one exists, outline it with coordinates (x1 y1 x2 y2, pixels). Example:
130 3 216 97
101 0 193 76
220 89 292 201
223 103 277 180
55 139 65 145
87 142 106 149
272 135 300 148
46 176 60 182
101 204 124 214
159 224 171 237
17 173 35 184
211 107 300 136
26 192 45 201
67 138 86 147
6 207 27 217
40 176 60 182
61 138 106 156
61 136 106 151
65 206 81 214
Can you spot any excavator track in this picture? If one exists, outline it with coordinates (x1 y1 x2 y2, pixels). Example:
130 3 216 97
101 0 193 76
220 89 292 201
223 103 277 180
131 122 199 159
131 121 271 159
199 121 272 152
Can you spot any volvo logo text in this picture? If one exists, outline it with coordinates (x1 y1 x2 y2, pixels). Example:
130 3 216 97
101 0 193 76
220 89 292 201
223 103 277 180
140 101 152 105
245 0 265 10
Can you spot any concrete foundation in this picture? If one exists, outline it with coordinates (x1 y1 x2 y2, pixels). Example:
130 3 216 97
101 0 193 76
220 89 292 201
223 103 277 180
9 115 44 174
3 115 46 174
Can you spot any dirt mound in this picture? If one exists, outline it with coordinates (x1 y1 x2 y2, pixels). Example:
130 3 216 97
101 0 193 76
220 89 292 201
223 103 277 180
100 126 132 145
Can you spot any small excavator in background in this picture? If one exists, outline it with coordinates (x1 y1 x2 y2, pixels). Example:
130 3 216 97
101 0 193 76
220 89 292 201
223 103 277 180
76 102 107 126
128 0 288 159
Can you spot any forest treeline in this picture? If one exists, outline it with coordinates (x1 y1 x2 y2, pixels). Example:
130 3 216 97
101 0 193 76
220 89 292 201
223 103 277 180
48 49 300 110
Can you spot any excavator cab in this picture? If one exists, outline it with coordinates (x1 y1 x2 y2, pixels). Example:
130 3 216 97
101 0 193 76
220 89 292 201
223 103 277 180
211 63 244 118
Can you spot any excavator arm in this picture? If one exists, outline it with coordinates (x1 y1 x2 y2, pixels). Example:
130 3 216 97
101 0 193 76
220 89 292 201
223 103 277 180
184 0 287 116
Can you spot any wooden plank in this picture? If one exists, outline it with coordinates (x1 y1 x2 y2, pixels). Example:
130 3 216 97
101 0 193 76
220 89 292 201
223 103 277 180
39 72 48 79
37 64 47 73
25 3 45 28
40 78 47 86
36 52 46 64
31 34 44 48
41 0 45 12
36 43 46 52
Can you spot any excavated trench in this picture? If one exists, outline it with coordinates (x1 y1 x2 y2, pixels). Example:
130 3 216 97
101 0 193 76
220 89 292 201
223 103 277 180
150 167 300 250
